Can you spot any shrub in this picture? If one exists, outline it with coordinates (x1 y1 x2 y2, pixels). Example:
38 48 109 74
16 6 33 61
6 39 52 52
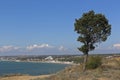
73 57 84 64
86 56 102 69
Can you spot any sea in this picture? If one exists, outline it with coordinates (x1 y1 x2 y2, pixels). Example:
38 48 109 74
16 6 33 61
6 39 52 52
0 61 69 76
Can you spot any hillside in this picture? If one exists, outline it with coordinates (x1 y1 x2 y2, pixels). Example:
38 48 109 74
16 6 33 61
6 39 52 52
43 56 120 80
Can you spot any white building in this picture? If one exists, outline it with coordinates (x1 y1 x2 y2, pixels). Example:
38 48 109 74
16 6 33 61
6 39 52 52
45 56 53 61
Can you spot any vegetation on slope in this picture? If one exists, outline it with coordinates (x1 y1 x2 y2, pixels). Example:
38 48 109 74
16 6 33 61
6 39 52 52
40 56 120 80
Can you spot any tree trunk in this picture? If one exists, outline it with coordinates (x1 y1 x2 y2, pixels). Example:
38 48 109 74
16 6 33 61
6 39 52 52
83 53 88 72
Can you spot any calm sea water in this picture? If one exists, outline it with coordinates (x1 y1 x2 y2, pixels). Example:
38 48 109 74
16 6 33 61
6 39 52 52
0 61 68 76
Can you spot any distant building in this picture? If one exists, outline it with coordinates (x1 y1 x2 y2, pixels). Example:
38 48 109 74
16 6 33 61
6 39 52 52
45 56 53 61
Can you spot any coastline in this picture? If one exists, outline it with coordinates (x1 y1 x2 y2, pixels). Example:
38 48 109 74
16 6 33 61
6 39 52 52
0 59 76 80
0 61 72 78
0 60 74 65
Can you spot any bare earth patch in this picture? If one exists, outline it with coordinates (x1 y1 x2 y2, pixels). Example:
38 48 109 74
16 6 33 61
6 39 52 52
0 75 50 80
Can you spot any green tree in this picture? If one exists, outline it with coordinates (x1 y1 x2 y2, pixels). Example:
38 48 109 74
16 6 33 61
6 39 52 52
74 10 111 71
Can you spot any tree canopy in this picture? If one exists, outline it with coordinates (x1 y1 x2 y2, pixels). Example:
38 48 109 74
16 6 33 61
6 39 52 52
74 10 111 54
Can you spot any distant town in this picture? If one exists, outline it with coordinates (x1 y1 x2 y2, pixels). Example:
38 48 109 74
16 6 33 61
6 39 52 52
0 55 77 64
0 54 120 64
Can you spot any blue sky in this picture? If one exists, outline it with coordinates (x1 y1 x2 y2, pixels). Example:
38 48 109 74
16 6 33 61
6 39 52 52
0 0 120 55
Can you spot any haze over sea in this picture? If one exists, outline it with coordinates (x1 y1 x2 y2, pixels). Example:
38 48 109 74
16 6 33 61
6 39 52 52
0 61 68 76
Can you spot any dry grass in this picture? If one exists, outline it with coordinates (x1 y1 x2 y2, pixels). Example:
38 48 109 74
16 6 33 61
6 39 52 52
42 57 120 80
